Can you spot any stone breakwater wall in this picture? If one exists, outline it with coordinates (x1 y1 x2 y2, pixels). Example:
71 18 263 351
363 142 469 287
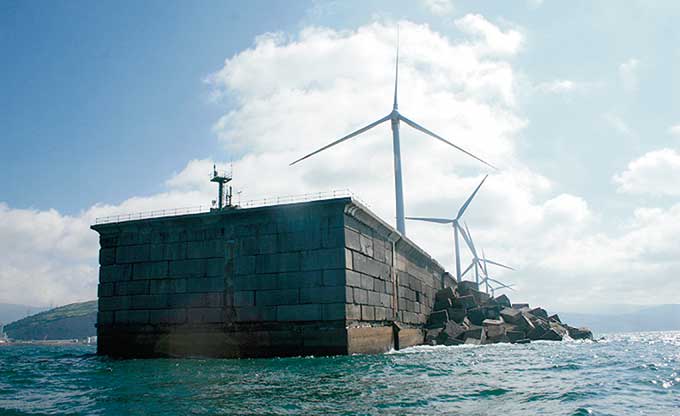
92 197 456 358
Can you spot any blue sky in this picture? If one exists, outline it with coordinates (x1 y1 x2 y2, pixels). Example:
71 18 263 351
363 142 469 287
2 0 680 309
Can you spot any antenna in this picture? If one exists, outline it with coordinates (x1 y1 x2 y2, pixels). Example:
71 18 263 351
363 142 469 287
210 164 233 210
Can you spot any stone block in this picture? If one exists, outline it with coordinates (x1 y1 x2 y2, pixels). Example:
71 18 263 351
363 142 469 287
458 281 479 294
463 326 486 343
233 275 277 291
187 308 223 324
507 330 526 343
352 252 389 279
346 270 362 288
277 304 323 321
483 319 506 339
344 228 362 252
367 291 382 306
257 234 278 254
133 262 169 280
235 256 256 275
360 305 375 321
512 303 530 310
374 306 389 321
540 328 563 341
301 248 344 271
256 289 298 306
566 326 593 340
99 248 116 266
495 294 511 308
360 274 375 291
150 242 186 261
186 240 222 259
447 307 467 323
322 303 346 320
98 283 115 298
379 293 392 308
548 314 562 323
345 303 361 320
321 227 344 249
235 306 277 322
437 321 466 345
114 310 149 324
186 277 225 293
115 245 150 264
500 307 522 324
277 271 323 289
149 279 186 294
99 296 130 311
427 309 449 328
130 294 169 310
168 259 205 278
529 307 549 319
299 286 347 304
467 308 485 326
115 280 149 296
149 308 186 324
352 288 368 304
97 311 114 325
233 291 254 307
456 295 477 310
425 328 442 345
322 269 345 287
205 258 224 277
100 264 132 283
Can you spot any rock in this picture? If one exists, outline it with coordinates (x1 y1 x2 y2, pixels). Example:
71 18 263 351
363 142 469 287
434 287 456 303
427 309 449 328
527 321 549 340
442 338 464 346
548 314 562 323
529 307 549 320
512 303 530 310
463 326 485 343
447 307 467 324
469 289 491 305
464 337 482 345
514 338 531 344
506 330 526 343
550 322 568 338
455 295 477 310
540 328 563 341
495 294 512 308
516 314 536 331
483 319 506 340
467 308 485 326
436 321 466 345
500 307 522 324
425 328 442 345
458 281 479 294
433 297 452 311
482 305 500 320
566 326 593 340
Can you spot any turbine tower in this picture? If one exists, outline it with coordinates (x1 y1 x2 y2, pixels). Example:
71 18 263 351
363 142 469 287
460 222 514 290
405 175 488 282
290 30 494 235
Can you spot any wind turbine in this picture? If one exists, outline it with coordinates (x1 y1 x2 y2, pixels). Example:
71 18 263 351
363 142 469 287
460 223 514 291
477 248 515 296
405 175 488 282
290 30 495 235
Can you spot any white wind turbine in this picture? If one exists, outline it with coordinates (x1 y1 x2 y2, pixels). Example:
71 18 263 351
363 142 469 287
290 31 494 235
459 222 514 291
405 175 488 282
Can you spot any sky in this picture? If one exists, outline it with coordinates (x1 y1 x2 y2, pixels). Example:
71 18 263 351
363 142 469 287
2 0 680 311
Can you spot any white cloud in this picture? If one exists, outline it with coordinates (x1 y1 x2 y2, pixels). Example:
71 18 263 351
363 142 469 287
527 0 544 8
603 112 633 136
534 79 600 94
668 124 680 137
613 148 680 196
3 19 679 311
619 58 640 93
454 14 523 56
421 0 454 16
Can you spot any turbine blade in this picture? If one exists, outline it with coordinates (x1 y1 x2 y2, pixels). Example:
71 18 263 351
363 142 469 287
399 114 497 170
393 25 399 110
404 216 454 224
482 259 515 271
457 223 477 258
456 175 488 220
290 115 390 166
487 278 516 291
463 221 478 257
461 261 474 277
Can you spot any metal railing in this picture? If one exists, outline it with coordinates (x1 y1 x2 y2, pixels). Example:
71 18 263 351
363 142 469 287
94 189 368 225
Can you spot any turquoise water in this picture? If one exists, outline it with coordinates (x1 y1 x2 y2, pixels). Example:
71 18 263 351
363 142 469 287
1 332 678 415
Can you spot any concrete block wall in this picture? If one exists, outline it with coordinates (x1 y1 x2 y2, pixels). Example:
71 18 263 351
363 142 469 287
342 205 447 327
92 197 452 358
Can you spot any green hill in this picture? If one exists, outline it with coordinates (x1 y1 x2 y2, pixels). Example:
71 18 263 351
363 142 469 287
4 300 97 340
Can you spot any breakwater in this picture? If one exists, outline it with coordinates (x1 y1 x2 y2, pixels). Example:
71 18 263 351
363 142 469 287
91 197 456 358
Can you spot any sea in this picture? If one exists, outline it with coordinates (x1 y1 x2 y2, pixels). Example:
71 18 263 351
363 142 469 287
0 331 678 415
